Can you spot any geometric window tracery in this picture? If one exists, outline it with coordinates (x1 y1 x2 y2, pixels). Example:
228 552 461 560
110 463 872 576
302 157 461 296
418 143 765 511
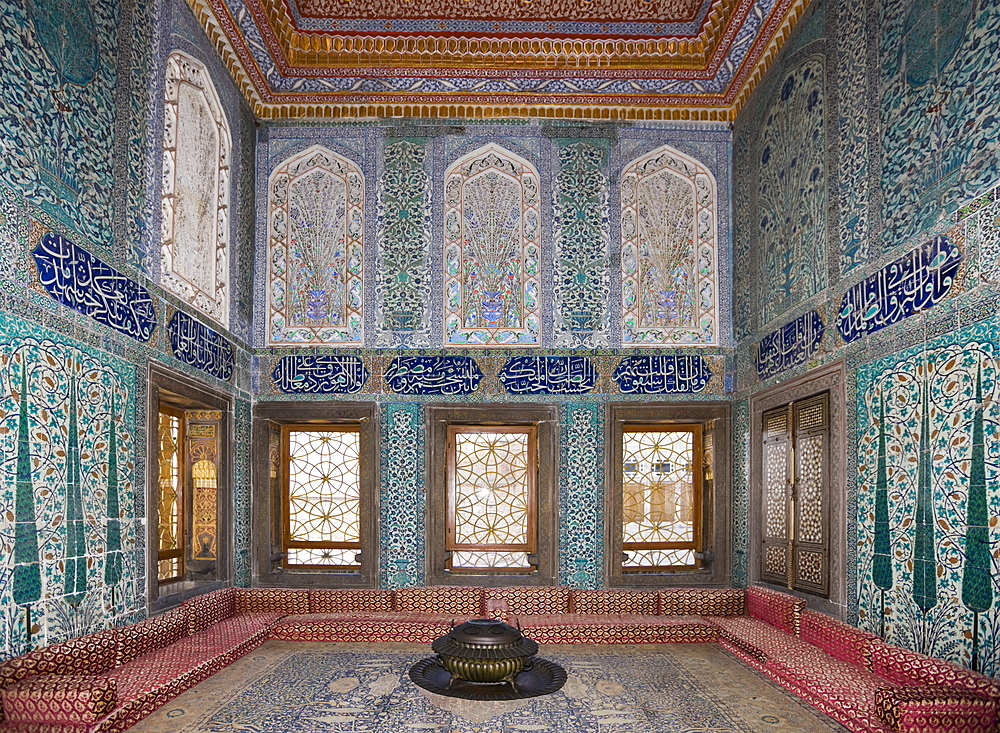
621 426 702 570
161 51 231 328
443 144 541 346
447 426 536 570
267 145 365 345
283 426 361 568
621 145 718 345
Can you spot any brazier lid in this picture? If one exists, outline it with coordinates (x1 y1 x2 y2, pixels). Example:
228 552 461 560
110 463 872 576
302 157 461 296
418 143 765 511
431 619 539 659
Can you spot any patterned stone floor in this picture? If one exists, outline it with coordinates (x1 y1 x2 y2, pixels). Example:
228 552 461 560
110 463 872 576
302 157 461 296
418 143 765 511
126 641 849 732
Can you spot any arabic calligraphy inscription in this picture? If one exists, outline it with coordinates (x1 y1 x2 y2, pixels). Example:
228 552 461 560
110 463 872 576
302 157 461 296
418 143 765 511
271 355 369 394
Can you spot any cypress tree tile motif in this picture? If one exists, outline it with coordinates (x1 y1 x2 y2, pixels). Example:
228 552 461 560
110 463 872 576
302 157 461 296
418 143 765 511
0 316 137 657
857 314 1000 673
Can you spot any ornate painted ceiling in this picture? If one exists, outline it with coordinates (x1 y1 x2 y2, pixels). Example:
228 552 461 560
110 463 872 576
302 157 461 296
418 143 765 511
186 0 811 120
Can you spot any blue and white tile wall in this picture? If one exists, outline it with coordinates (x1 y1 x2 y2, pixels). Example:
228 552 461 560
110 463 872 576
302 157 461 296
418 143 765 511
0 0 255 660
733 0 1000 673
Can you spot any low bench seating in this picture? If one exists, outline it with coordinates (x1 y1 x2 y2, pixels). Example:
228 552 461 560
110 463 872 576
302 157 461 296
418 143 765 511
0 585 996 733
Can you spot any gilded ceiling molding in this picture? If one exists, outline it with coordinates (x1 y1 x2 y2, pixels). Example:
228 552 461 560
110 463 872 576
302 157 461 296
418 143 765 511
183 0 808 121
255 0 744 72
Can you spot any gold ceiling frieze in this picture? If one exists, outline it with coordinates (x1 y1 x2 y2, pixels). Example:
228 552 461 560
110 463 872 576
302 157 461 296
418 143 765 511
257 0 744 71
183 0 810 122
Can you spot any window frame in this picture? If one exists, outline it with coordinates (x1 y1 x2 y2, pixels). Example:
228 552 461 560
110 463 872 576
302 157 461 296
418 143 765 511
606 402 731 588
156 403 187 584
620 423 704 572
426 404 558 586
252 402 378 588
749 360 846 616
147 365 232 612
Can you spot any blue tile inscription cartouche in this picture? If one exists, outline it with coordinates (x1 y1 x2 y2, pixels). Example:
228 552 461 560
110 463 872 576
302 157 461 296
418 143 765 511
836 235 961 343
32 233 157 342
613 355 711 394
385 356 482 395
756 310 825 379
499 356 597 394
168 311 235 381
271 355 369 394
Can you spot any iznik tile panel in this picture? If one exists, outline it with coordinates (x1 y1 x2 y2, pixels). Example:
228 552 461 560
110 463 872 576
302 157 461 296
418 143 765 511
168 311 235 382
271 355 368 394
613 355 712 394
856 313 1000 674
32 233 157 342
836 235 962 343
755 310 824 380
384 356 483 396
499 356 597 395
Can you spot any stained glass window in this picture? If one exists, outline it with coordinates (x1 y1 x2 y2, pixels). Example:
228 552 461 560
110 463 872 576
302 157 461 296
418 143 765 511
447 427 536 570
621 426 702 570
161 51 231 327
157 408 184 583
283 426 362 568
267 145 364 345
621 145 718 345
443 144 541 346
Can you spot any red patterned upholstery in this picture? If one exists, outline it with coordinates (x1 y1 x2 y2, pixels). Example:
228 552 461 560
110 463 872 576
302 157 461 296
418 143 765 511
0 633 118 690
766 654 893 733
516 614 717 644
309 589 395 614
2 675 116 725
570 589 658 616
115 610 189 666
875 686 998 732
798 609 878 668
484 598 508 621
745 585 805 634
659 588 745 617
270 613 457 643
182 588 237 634
484 587 570 617
870 642 1000 700
235 588 309 614
394 586 484 617
713 616 820 665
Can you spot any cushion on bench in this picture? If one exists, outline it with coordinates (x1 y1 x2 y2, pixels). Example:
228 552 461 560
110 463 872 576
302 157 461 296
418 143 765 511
309 589 395 614
659 588 745 617
235 587 309 614
516 613 717 644
798 609 877 668
487 587 570 617
871 642 1000 700
395 586 484 617
0 631 118 689
875 686 998 733
746 585 805 634
270 613 458 643
2 674 116 726
571 589 657 616
116 608 189 666
713 616 820 664
183 587 237 634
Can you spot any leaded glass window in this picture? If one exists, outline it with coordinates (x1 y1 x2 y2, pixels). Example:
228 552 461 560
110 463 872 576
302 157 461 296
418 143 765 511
446 426 537 571
161 51 231 327
443 144 541 346
267 145 364 345
282 426 362 568
620 426 702 571
761 393 830 595
157 407 184 583
621 145 718 346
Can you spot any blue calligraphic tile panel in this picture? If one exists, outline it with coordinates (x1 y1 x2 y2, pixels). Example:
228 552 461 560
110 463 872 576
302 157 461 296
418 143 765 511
272 355 369 394
31 233 157 342
755 310 825 379
499 356 597 395
385 356 482 396
167 311 234 381
837 236 962 343
612 355 712 394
